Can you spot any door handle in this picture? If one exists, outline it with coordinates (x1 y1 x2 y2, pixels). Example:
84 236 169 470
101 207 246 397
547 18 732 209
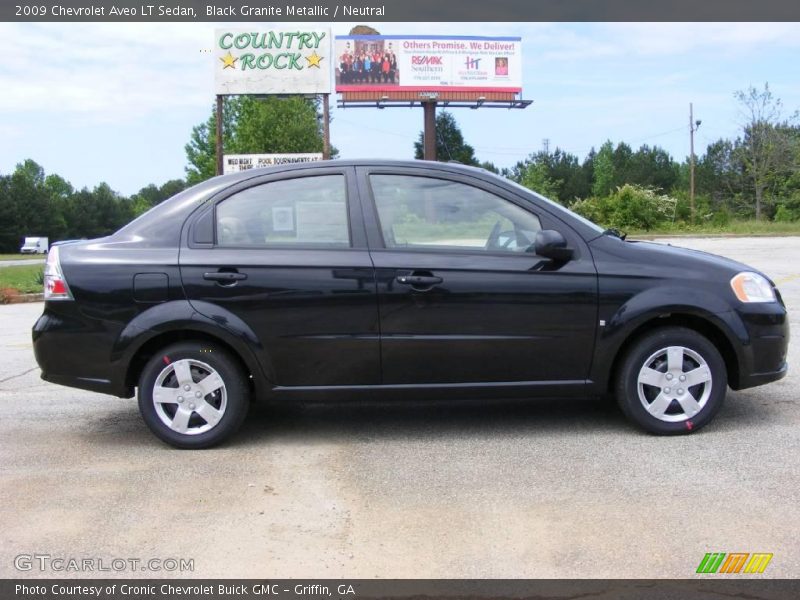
203 271 247 282
396 273 443 287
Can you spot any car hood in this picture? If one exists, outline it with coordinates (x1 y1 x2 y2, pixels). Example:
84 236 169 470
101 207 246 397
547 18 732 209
591 236 763 282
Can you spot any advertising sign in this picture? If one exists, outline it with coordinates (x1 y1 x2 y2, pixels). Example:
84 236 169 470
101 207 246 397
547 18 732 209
222 153 323 174
215 29 332 95
334 35 522 93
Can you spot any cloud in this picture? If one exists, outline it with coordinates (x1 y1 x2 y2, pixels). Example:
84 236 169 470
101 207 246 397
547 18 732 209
0 23 212 121
539 23 800 62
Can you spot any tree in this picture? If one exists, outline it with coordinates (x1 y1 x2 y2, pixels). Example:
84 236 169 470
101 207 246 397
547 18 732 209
0 174 20 251
185 96 331 185
185 96 241 185
7 160 69 244
507 150 570 201
414 111 480 166
734 83 798 219
235 96 327 156
625 145 679 192
130 179 187 216
592 141 615 197
695 139 747 210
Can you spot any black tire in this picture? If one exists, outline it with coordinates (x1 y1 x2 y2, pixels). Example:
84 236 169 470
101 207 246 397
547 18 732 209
138 342 249 449
615 327 727 435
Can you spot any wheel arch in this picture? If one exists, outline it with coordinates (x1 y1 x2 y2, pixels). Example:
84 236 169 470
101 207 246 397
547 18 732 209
123 328 267 399
109 300 273 398
606 312 741 394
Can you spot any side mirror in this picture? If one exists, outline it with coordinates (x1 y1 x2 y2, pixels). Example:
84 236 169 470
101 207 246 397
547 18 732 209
534 230 573 261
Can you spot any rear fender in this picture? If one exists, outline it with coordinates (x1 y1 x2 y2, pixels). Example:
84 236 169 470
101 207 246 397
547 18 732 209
111 300 272 390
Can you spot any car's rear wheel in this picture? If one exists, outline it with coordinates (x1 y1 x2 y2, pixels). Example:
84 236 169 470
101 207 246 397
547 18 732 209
138 342 249 449
616 327 727 435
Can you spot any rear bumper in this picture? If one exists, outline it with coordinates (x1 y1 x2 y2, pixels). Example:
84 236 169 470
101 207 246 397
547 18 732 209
39 371 130 396
33 306 132 398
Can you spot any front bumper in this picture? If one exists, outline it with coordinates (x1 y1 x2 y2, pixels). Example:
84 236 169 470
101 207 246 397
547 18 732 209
728 301 790 390
737 362 788 389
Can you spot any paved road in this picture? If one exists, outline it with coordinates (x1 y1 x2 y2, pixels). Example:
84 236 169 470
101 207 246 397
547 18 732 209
0 236 798 578
0 258 44 267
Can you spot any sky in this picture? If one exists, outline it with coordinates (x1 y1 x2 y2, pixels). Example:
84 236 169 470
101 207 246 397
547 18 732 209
1 22 799 196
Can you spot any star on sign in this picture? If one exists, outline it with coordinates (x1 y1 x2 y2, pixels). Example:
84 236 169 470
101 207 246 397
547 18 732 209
305 51 323 68
220 51 238 69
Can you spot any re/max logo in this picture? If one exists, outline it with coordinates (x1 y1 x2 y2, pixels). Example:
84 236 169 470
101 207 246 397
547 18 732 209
697 553 773 574
411 56 443 65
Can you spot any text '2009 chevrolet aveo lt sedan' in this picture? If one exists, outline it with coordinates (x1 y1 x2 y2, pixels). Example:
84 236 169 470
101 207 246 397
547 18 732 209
33 160 789 448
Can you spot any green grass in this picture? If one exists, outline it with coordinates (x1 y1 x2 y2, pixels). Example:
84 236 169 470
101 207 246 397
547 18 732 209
0 264 44 294
627 219 800 237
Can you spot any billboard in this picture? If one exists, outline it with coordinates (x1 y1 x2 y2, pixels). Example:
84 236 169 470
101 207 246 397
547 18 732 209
223 153 323 174
334 35 522 93
215 29 332 95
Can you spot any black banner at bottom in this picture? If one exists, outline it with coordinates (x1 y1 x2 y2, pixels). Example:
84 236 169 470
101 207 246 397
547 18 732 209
2 580 799 600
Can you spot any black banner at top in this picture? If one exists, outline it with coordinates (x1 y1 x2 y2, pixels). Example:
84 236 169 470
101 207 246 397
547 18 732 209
4 0 800 22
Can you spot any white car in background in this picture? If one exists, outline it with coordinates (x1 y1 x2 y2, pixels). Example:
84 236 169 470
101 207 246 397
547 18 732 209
20 237 48 254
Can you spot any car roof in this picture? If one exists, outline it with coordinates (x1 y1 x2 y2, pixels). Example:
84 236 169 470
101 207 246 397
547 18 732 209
211 159 494 185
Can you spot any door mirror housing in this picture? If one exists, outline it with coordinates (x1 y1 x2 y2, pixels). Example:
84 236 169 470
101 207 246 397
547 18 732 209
534 230 573 261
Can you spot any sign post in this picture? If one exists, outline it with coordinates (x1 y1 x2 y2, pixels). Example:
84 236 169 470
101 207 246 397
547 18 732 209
322 93 331 160
423 101 437 161
215 95 224 176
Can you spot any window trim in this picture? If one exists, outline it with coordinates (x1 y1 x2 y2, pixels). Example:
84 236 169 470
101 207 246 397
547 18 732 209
183 167 371 251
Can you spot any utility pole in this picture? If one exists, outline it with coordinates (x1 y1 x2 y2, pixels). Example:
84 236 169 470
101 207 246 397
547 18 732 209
542 138 550 154
689 103 701 224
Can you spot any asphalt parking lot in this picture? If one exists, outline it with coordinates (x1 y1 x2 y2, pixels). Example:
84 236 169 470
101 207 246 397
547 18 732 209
1 236 798 579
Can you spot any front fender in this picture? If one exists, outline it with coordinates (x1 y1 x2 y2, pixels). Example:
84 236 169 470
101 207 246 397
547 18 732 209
592 284 747 390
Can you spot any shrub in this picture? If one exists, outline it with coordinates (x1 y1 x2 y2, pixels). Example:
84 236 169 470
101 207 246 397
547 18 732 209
774 205 796 222
572 185 679 231
571 197 608 225
608 185 677 230
710 206 732 226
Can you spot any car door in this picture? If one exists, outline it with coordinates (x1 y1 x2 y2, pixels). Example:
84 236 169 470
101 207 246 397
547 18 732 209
180 167 380 387
356 166 598 390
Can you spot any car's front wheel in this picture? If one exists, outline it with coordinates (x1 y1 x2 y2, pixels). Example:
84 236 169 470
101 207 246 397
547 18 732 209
616 327 727 435
138 342 249 449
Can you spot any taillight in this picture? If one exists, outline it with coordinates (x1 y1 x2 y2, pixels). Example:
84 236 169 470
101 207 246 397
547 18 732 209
43 245 73 301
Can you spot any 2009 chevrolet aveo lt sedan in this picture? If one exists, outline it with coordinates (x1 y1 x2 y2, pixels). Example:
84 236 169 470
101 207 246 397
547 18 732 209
33 160 789 448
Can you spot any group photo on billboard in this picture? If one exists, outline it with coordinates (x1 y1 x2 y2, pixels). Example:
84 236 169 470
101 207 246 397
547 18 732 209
335 35 523 92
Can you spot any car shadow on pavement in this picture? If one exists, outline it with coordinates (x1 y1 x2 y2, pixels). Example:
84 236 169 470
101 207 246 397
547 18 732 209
232 396 630 446
230 388 791 447
82 390 784 449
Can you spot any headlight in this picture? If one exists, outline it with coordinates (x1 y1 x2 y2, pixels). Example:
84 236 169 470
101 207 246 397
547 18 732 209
730 271 776 303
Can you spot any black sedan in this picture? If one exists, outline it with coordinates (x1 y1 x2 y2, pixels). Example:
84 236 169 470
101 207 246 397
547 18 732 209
33 160 789 448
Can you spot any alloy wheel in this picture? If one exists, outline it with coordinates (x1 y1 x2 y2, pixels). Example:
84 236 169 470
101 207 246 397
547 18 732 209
636 345 713 423
152 359 227 435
